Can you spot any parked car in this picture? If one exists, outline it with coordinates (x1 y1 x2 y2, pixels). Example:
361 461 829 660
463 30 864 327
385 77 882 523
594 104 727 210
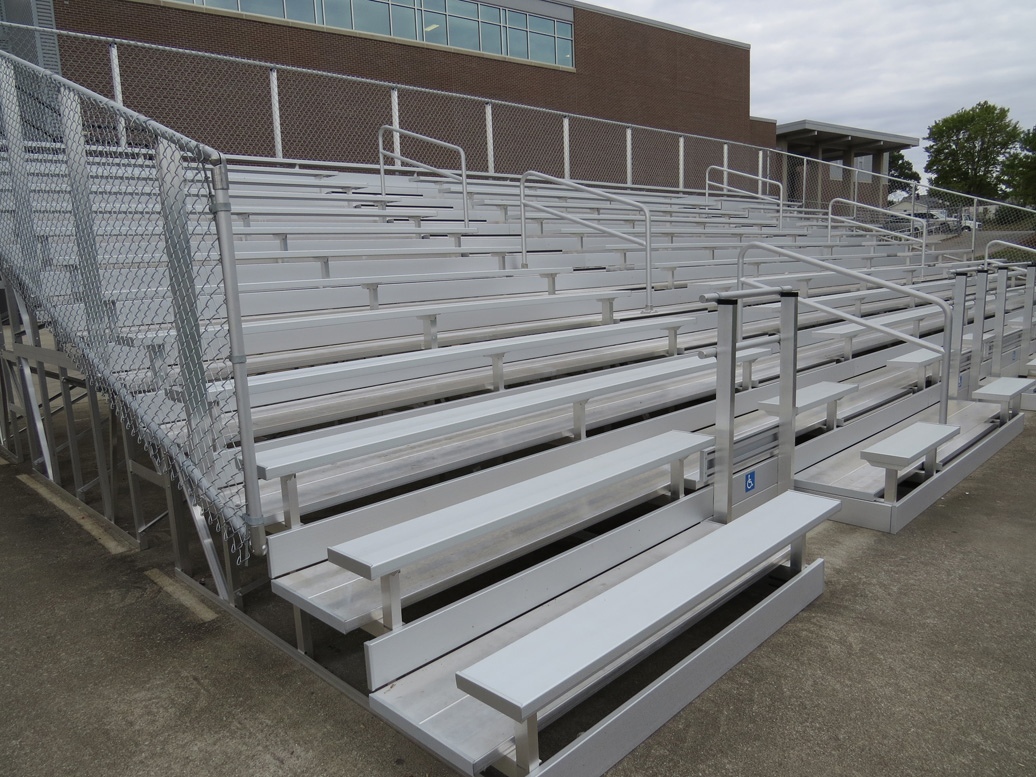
960 218 983 232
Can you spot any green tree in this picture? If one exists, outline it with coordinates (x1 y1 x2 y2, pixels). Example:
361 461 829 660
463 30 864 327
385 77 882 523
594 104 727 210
1004 127 1036 207
924 101 1021 199
886 150 921 203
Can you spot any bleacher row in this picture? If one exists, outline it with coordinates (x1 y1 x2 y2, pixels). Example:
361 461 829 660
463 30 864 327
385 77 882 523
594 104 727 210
10 154 1036 777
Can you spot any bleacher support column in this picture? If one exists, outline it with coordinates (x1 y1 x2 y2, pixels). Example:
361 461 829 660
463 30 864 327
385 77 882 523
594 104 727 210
390 89 401 167
107 43 127 148
269 67 283 159
562 116 570 179
626 126 633 185
678 136 685 190
210 161 267 560
485 102 494 174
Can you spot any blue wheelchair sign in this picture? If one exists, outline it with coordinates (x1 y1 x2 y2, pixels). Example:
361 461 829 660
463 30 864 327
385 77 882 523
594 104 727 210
745 471 756 492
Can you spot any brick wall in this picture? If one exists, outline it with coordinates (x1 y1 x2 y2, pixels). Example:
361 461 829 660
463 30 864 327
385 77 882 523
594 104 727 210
52 0 754 166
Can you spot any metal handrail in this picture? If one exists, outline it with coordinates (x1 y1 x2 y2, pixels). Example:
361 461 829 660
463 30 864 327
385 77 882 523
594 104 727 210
827 198 928 261
377 126 469 228
705 166 784 228
984 240 1036 269
736 242 953 424
519 170 656 311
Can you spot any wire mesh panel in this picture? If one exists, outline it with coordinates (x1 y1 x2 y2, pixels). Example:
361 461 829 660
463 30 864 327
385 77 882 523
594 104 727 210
397 89 490 173
683 134 727 193
631 128 680 190
279 69 392 164
492 103 564 178
568 116 624 185
119 45 274 159
0 51 251 561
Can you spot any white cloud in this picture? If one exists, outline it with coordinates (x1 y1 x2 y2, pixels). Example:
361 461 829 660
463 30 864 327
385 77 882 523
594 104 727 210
589 0 1036 174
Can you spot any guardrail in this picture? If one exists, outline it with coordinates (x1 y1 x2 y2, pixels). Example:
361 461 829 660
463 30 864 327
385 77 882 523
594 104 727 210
378 126 469 228
735 242 953 424
827 198 928 262
0 48 263 572
705 166 784 228
519 170 656 311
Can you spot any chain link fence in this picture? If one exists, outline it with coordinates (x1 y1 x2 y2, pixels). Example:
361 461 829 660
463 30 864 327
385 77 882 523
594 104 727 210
0 49 252 562
4 20 1035 258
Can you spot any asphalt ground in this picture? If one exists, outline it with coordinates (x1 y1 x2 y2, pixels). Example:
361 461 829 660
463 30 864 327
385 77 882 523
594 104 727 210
1 416 1035 777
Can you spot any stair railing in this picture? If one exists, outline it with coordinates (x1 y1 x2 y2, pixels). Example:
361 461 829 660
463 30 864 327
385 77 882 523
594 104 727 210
704 166 784 228
519 170 656 311
378 126 469 227
736 242 953 424
827 198 928 263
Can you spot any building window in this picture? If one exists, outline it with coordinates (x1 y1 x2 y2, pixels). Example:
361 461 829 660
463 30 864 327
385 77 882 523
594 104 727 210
188 0 574 65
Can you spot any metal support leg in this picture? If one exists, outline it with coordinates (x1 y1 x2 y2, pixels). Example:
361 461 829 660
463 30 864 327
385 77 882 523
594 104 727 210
294 608 314 656
514 714 540 777
572 400 588 440
883 469 898 504
381 572 403 630
58 369 84 495
166 481 196 577
85 384 115 520
188 503 231 602
670 459 685 499
121 425 149 548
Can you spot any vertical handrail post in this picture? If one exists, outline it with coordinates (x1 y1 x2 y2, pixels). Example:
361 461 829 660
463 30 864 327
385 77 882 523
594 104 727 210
154 138 213 474
390 88 401 166
562 116 570 179
712 299 738 524
269 67 283 159
108 43 127 148
966 270 989 398
625 125 633 186
210 161 266 556
485 102 494 174
1021 266 1036 374
992 267 1008 377
776 291 799 493
949 271 969 398
678 136 685 190
58 86 112 357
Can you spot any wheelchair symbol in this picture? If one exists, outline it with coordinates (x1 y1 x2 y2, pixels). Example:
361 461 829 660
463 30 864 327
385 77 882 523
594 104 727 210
745 471 756 492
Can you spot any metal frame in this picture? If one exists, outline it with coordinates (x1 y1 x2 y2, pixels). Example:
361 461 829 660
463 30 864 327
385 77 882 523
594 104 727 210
704 165 785 227
519 170 656 311
377 126 469 228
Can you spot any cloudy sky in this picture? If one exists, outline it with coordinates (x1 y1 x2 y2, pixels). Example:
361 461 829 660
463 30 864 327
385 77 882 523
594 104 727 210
590 0 1036 176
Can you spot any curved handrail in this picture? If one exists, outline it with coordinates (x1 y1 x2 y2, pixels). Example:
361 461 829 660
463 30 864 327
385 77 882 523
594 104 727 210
378 126 468 227
705 166 784 228
519 170 656 311
827 198 928 262
984 240 1036 268
736 242 953 424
